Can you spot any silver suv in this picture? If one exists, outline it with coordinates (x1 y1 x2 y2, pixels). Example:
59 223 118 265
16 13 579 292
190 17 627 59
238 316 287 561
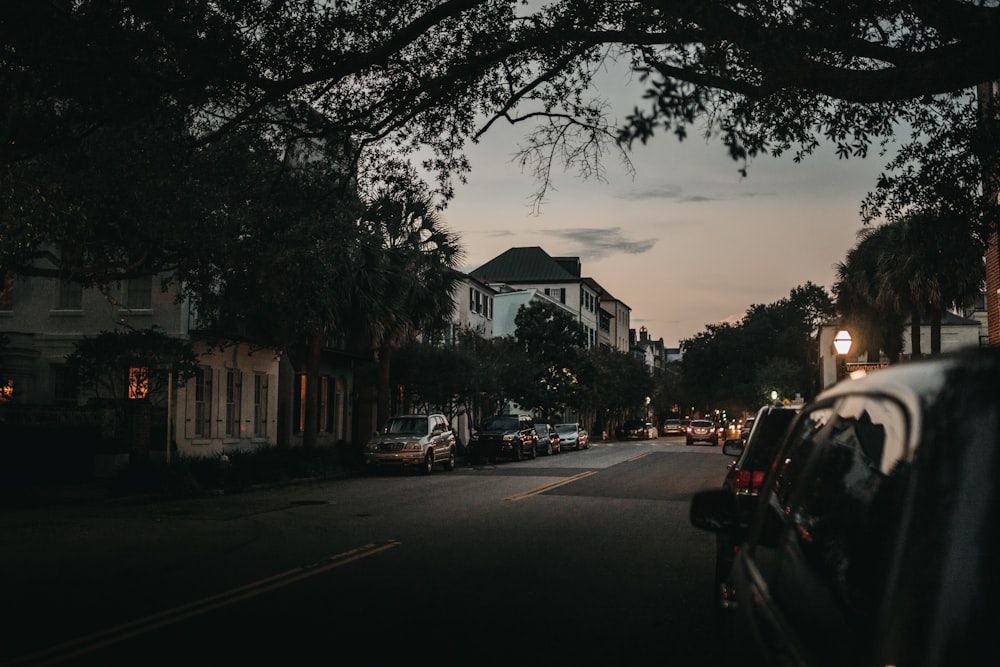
364 414 457 474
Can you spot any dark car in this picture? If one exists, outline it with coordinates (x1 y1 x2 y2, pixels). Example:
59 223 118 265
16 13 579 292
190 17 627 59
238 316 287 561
535 422 561 456
713 404 800 609
690 348 1000 666
469 414 538 462
685 419 718 446
618 419 654 440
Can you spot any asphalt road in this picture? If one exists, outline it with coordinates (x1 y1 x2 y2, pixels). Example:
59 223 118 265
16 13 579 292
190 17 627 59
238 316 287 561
1 436 737 666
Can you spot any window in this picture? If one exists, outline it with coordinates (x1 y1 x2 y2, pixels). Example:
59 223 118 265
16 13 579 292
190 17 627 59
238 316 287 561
194 366 213 437
128 367 148 399
124 276 152 310
770 397 908 632
52 365 78 404
318 376 330 433
224 369 242 438
57 280 83 310
0 271 13 311
294 374 307 433
253 373 268 437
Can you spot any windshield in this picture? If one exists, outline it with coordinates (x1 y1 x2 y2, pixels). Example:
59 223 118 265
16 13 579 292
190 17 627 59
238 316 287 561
555 424 577 434
481 416 519 431
382 417 428 436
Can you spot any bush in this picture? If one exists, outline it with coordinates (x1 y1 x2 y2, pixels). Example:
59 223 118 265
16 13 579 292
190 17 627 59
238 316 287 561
109 445 348 499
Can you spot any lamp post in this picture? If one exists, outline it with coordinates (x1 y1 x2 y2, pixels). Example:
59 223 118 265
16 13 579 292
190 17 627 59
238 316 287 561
833 329 853 381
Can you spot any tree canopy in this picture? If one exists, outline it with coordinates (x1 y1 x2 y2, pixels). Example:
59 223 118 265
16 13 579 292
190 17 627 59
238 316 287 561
4 1 999 342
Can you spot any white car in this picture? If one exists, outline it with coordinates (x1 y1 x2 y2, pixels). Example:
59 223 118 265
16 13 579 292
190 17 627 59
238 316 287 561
554 423 589 450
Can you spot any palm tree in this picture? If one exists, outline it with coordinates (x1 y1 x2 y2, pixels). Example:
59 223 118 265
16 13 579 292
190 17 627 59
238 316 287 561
352 190 464 438
902 213 984 354
834 225 905 363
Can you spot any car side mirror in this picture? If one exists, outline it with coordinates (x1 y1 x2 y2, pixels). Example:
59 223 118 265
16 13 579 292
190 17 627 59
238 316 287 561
689 489 739 533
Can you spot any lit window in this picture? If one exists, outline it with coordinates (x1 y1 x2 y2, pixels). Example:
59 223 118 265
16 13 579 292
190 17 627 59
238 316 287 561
0 379 13 401
128 367 148 399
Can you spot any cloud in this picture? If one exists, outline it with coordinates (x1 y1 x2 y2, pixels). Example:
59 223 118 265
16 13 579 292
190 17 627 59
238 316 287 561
541 226 657 259
615 185 684 200
616 185 777 203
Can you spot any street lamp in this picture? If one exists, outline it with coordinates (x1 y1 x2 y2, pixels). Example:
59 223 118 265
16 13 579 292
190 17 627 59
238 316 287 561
833 329 853 382
833 329 853 355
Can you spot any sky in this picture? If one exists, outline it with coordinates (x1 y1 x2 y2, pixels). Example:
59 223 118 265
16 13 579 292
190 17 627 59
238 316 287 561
440 69 890 349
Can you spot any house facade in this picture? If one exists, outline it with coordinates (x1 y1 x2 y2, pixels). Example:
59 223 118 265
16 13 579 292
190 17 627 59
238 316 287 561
468 246 631 352
818 311 985 388
0 269 353 470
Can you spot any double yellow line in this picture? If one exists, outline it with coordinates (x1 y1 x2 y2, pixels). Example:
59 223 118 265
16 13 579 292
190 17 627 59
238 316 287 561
504 470 597 502
4 541 400 667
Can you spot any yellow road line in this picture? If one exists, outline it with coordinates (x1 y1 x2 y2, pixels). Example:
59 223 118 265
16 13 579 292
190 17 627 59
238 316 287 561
3 540 401 667
627 452 652 462
504 470 597 502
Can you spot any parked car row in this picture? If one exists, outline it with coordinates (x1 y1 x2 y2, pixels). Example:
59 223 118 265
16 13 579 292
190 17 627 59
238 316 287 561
690 347 999 666
467 414 590 463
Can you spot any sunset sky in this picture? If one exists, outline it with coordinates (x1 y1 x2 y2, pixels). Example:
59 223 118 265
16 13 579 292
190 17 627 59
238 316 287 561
441 69 891 348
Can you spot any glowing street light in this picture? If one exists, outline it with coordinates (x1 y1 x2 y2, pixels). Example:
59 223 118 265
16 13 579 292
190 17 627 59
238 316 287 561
833 329 853 355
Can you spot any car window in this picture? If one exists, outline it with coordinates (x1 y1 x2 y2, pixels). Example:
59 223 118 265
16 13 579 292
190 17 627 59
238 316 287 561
482 416 518 430
384 416 427 435
555 424 576 433
741 409 799 469
782 396 910 624
691 420 712 427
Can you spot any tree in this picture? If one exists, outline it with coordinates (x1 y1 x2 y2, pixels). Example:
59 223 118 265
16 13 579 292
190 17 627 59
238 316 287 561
837 212 985 359
681 284 835 410
834 225 906 363
510 300 588 421
5 1 1000 344
352 189 464 438
66 327 200 401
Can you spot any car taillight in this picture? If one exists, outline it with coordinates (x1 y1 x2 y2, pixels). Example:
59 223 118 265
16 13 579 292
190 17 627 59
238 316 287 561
733 470 766 493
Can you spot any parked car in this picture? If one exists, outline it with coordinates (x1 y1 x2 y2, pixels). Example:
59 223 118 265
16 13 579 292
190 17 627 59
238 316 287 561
618 419 655 440
363 413 457 474
662 419 684 435
554 422 589 450
469 414 538 462
690 348 1000 666
738 417 755 443
645 422 658 439
713 404 800 609
685 419 718 446
535 423 561 456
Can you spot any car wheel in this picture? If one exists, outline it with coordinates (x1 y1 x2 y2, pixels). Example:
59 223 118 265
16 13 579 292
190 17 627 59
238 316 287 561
513 444 522 462
444 446 456 471
545 442 553 456
422 450 435 474
529 444 537 459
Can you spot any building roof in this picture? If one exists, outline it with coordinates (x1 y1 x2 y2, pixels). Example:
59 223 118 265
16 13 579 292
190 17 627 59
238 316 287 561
469 247 580 283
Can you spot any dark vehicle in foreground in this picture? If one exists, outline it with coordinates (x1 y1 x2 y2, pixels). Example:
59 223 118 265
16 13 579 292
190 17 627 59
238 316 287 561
685 419 718 446
469 414 538 462
714 405 800 609
690 348 1000 666
364 413 457 474
554 422 589 450
536 423 561 456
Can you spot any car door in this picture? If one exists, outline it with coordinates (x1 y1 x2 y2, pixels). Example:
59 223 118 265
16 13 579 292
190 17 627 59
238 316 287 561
740 395 911 665
430 415 448 461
